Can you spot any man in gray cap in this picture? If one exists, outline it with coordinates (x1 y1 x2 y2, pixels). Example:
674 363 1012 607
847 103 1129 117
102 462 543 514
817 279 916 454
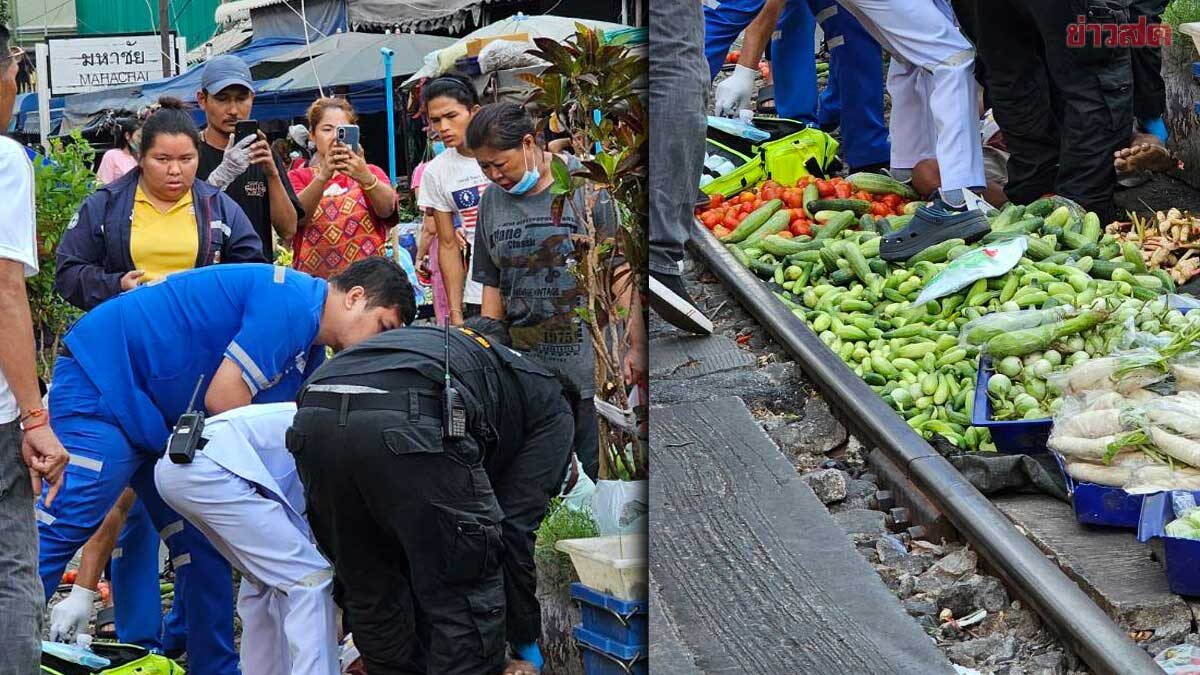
197 54 302 256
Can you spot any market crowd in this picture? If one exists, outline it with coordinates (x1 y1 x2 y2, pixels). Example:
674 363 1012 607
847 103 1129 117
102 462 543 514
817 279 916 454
0 24 644 675
646 0 1177 333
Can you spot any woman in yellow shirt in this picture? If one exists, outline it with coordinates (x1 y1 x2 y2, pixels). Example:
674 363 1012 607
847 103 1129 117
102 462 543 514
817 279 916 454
56 96 263 310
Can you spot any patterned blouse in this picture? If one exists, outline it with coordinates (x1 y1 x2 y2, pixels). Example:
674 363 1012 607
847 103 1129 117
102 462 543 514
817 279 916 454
287 164 397 278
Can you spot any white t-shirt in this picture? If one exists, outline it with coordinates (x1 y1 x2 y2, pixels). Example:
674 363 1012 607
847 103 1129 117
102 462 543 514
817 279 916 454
417 147 489 305
0 137 38 424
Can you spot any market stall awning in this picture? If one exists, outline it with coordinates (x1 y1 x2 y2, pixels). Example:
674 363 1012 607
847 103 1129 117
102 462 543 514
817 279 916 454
348 0 499 34
251 31 454 92
401 12 632 86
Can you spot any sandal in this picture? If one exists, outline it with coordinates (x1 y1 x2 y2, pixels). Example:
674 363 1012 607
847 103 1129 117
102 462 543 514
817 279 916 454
755 84 776 115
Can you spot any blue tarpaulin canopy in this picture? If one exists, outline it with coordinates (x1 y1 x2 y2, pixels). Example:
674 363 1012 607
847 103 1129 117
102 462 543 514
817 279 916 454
10 92 66 135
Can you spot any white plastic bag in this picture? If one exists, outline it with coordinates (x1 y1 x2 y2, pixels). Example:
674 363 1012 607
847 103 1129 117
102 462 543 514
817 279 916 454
913 237 1027 307
591 480 647 536
559 454 596 513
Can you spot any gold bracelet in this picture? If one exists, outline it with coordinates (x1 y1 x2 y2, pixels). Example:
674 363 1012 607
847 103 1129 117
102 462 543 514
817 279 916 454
362 175 381 192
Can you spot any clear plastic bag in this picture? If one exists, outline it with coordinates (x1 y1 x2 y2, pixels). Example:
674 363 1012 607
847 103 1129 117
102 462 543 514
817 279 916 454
1172 351 1200 393
1047 347 1169 397
959 306 1076 347
591 480 647 536
913 237 1027 307
1154 643 1200 674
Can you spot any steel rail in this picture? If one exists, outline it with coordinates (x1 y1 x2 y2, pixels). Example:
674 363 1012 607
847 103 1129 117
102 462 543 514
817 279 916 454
687 222 1160 675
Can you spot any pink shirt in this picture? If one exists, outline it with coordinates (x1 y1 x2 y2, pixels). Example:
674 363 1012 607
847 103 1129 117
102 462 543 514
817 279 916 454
96 149 137 185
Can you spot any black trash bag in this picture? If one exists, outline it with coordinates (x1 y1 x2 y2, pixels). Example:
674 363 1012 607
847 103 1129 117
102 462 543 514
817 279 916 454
948 451 1069 502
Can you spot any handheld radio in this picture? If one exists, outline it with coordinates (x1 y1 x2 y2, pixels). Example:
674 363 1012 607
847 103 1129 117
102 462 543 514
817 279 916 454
168 376 206 464
443 321 467 440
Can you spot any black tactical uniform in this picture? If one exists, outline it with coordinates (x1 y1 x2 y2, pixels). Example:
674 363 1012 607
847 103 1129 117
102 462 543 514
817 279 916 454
288 325 573 674
973 0 1133 221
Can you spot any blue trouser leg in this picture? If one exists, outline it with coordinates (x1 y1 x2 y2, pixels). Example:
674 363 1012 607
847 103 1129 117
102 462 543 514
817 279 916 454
112 499 164 650
40 358 234 673
39 360 144 603
129 459 237 674
813 0 890 169
771 0 818 124
161 580 187 654
704 0 766 80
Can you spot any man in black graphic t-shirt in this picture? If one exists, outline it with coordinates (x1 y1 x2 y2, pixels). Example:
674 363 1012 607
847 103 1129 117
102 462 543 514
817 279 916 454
195 55 302 255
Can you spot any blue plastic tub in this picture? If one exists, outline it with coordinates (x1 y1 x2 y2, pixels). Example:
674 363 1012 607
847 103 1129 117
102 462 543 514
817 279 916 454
571 582 647 649
971 357 1051 454
1138 492 1200 596
575 626 648 675
1054 452 1146 528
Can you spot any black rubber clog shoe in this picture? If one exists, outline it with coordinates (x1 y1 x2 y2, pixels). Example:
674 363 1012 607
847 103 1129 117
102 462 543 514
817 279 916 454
880 200 991 263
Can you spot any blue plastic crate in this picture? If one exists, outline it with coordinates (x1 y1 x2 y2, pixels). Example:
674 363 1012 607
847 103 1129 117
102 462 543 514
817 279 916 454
575 626 647 675
571 583 647 649
1054 452 1145 528
1138 492 1200 596
971 357 1051 454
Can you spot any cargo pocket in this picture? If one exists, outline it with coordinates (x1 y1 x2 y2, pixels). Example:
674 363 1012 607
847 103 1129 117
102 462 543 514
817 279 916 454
434 503 503 584
465 582 506 660
382 424 444 456
1095 63 1133 132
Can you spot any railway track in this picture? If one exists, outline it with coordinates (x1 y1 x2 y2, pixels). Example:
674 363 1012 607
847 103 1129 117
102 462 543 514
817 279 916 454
684 220 1165 675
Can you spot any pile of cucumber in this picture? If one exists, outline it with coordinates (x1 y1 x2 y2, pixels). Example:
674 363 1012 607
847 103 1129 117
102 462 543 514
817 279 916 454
719 194 1189 452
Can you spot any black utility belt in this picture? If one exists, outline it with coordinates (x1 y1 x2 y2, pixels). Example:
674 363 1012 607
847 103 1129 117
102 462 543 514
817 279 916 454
299 388 443 420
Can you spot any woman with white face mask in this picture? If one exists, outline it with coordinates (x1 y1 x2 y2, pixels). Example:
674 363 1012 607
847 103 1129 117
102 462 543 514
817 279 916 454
464 102 646 482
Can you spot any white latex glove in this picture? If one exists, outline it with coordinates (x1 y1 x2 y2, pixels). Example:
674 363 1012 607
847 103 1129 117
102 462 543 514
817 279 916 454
49 585 96 643
207 134 256 190
714 64 758 118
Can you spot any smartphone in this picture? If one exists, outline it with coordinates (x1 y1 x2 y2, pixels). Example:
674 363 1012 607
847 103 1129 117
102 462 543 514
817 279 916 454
336 124 360 153
234 119 260 144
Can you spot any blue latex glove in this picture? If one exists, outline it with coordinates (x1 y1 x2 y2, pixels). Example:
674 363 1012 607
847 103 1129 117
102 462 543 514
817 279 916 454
512 642 544 671
1140 116 1169 144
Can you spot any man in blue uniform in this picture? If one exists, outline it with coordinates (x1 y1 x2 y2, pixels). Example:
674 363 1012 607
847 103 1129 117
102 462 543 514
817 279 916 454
39 258 415 674
707 0 890 172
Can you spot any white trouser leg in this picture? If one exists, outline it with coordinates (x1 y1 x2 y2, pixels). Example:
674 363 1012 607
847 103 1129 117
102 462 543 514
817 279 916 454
156 456 339 675
886 56 936 170
836 0 985 190
238 577 289 675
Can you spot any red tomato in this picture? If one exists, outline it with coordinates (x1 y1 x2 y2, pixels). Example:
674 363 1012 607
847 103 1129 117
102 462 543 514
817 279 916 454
871 202 891 216
708 194 724 209
762 189 780 202
62 569 77 585
737 211 749 222
790 221 812 237
702 212 721 229
739 191 756 204
752 199 764 209
776 230 794 239
726 50 740 64
741 202 755 214
762 180 781 190
815 180 833 198
882 193 902 209
723 213 740 229
784 192 803 209
713 225 732 238
854 190 872 202
834 182 853 199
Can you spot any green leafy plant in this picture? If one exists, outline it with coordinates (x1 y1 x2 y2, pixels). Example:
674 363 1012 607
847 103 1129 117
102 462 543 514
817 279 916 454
535 497 599 565
522 24 648 480
28 132 95 376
